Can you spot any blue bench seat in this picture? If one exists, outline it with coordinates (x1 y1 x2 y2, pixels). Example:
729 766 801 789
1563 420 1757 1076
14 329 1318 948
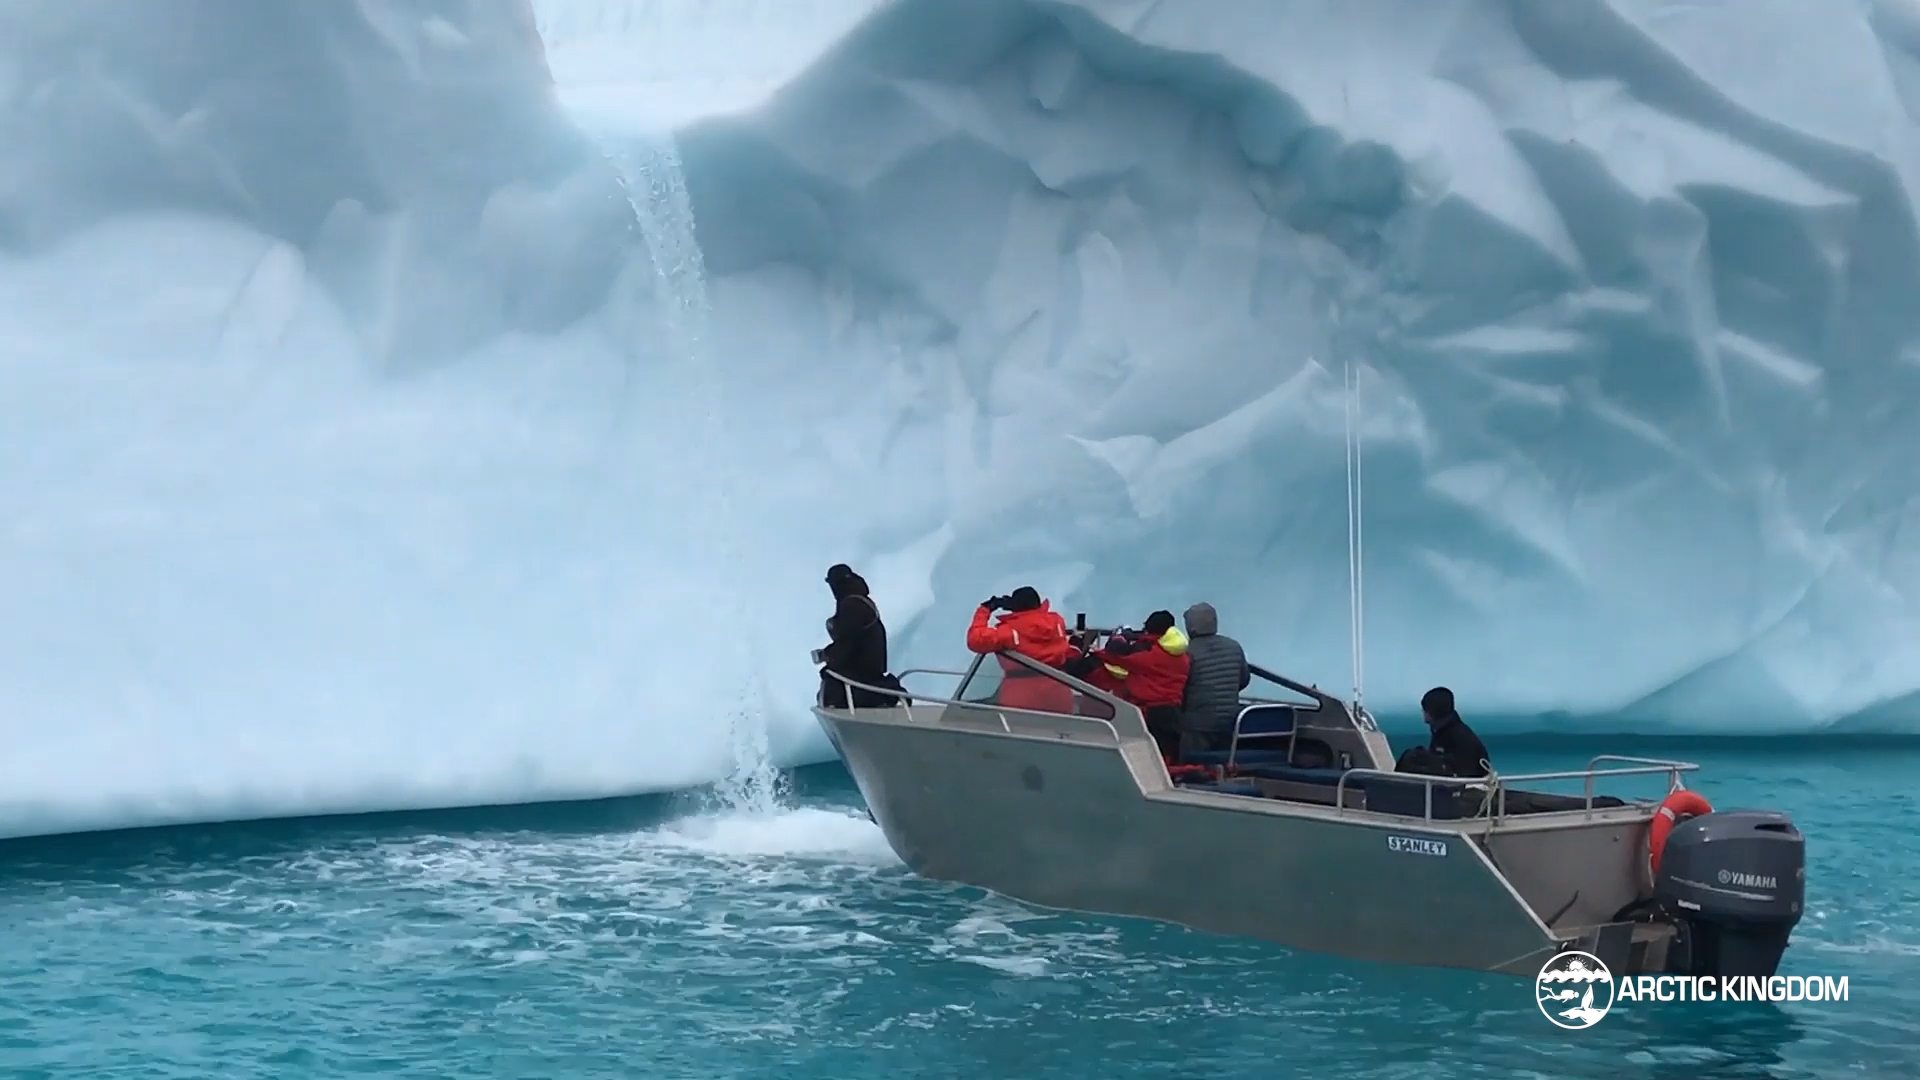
1183 763 1481 819
1174 779 1266 798
1178 748 1295 767
1233 764 1353 786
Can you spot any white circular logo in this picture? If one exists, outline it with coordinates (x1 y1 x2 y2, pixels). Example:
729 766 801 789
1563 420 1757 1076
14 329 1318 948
1717 868 1732 884
1536 950 1615 1029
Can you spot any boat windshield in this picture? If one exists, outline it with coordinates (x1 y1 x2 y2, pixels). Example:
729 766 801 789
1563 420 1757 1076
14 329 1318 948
957 655 1004 704
955 653 1118 721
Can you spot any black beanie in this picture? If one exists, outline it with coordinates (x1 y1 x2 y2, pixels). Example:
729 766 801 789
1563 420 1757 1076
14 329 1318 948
1421 686 1455 717
1007 586 1041 611
1144 610 1175 635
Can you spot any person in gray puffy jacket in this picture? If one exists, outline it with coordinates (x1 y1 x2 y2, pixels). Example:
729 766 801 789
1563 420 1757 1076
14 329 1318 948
1178 602 1250 758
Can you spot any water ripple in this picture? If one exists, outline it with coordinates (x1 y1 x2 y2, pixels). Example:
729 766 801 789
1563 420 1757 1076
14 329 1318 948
2 751 1915 1079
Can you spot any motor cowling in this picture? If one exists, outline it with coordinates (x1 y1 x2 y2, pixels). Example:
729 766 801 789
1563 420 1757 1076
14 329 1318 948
1653 810 1805 978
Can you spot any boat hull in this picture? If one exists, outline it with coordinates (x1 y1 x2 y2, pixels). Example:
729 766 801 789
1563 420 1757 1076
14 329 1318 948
819 705 1584 976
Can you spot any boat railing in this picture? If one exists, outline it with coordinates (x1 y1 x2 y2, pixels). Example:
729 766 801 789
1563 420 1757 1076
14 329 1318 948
818 663 1131 745
1332 758 1700 823
895 667 973 683
1225 702 1299 771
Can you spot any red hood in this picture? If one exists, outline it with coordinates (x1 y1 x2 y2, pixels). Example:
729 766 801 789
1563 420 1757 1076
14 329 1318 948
999 601 1065 637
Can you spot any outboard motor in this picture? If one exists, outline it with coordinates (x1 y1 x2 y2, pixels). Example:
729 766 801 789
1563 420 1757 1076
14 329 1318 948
1654 810 1805 977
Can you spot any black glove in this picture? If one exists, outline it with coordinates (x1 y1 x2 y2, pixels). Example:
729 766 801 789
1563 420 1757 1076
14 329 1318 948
981 596 1006 611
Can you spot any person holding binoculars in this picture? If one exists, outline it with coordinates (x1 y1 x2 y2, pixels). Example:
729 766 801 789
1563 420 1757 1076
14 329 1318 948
965 587 1076 712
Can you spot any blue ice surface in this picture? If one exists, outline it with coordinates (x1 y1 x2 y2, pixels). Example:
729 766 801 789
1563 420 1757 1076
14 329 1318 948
1 738 1915 1079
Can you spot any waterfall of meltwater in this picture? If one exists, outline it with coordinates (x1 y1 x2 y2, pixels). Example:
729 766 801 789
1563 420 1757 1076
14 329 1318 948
605 135 784 815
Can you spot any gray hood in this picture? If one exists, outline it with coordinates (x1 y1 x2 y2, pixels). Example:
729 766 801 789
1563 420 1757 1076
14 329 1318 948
1183 602 1218 637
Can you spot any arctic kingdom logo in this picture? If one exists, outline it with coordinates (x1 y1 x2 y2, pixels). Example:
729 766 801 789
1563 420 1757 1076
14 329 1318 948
1536 951 1614 1029
1534 951 1848 1027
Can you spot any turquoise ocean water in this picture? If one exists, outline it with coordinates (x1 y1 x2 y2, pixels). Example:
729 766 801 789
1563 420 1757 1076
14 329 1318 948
3 739 1916 1079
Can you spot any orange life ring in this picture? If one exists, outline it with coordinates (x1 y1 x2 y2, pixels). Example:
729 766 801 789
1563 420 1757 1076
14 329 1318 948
1648 789 1713 877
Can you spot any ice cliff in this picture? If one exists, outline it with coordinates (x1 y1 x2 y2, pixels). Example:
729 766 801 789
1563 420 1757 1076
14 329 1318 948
2 0 1917 839
676 0 1920 733
0 0 815 839
534 0 885 128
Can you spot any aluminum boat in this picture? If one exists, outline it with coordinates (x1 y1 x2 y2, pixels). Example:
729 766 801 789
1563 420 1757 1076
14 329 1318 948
813 637 1807 979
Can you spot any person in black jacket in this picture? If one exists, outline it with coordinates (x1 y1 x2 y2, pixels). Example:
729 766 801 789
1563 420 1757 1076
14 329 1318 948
817 564 898 708
1417 686 1490 778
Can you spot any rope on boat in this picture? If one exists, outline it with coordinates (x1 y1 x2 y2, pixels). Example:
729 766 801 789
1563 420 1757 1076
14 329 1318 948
1342 352 1366 711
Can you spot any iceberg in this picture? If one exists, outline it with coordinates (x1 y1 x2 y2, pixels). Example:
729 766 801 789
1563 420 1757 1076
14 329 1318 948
2 0 1916 839
672 0 1920 735
533 0 886 129
0 0 837 840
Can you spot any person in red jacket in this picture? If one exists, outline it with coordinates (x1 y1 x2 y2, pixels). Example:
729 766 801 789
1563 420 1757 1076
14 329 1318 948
965 586 1075 713
1089 610 1191 759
